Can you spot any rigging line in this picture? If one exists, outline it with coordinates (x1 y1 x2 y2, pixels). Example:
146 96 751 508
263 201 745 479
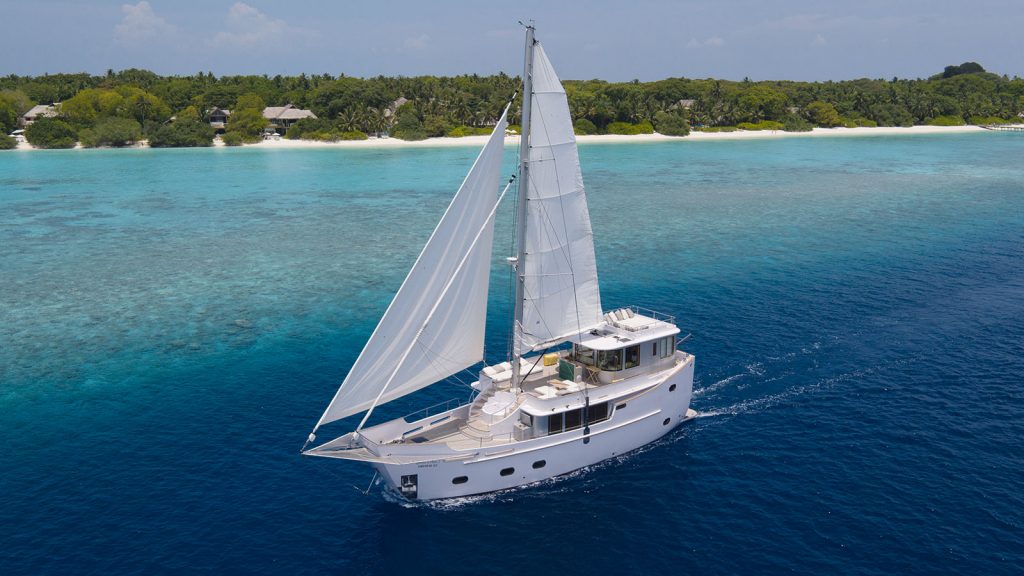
528 67 591 407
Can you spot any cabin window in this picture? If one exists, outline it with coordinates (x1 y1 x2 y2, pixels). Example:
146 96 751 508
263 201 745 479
587 402 609 423
548 412 564 435
546 402 611 436
520 412 533 427
565 408 582 431
598 348 623 371
652 341 658 356
575 345 596 366
660 336 675 358
500 467 515 477
624 345 640 369
452 476 468 484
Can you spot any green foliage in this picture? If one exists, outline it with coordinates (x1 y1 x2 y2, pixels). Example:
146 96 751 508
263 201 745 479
573 118 597 135
445 125 491 137
850 117 878 127
223 93 268 143
0 90 34 116
79 117 142 147
781 115 813 132
606 121 654 135
941 62 985 79
149 120 215 147
392 107 427 140
339 130 368 140
870 103 915 127
0 98 18 134
736 85 788 122
284 117 333 139
0 135 17 150
737 120 784 131
221 132 246 146
696 126 738 132
927 115 966 126
423 115 451 137
804 101 843 127
968 115 1010 125
653 111 689 136
25 117 77 148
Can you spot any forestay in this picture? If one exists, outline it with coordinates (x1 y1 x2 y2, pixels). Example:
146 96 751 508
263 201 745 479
315 110 509 427
518 43 603 353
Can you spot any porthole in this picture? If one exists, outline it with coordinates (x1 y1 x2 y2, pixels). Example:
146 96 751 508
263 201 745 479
500 467 515 476
616 403 627 410
663 417 671 426
452 476 468 484
669 384 676 392
532 460 546 469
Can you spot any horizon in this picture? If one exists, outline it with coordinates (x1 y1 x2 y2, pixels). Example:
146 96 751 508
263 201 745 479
1 1 1022 82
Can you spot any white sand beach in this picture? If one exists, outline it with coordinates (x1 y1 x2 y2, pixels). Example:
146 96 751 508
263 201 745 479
243 125 991 150
10 124 1001 151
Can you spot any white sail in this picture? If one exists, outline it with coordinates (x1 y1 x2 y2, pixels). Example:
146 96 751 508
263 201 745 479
518 43 602 353
315 110 509 427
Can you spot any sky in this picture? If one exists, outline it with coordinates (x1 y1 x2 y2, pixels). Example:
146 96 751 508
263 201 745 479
1 0 1022 81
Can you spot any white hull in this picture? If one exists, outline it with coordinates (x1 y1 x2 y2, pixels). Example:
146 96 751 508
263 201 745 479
311 351 694 501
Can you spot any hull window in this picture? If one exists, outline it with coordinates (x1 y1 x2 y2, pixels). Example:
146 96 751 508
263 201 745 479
669 384 677 392
548 412 564 434
532 460 546 469
500 467 515 477
586 402 609 422
452 476 469 485
663 417 671 426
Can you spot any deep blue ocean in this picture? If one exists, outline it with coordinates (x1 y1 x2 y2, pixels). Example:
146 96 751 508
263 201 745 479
1 133 1022 574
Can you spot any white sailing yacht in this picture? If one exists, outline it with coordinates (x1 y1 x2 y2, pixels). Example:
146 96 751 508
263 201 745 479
303 24 696 501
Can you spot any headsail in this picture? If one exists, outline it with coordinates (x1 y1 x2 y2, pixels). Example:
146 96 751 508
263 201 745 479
518 43 603 353
314 108 509 428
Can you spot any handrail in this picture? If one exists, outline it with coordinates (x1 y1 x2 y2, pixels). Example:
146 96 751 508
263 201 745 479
401 397 467 423
626 305 676 325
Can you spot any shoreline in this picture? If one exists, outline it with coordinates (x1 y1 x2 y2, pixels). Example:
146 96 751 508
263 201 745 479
11 124 1000 151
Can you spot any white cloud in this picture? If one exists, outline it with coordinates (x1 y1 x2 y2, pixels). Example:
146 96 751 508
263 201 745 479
210 2 313 49
403 33 430 51
687 36 725 48
811 34 827 46
114 1 175 44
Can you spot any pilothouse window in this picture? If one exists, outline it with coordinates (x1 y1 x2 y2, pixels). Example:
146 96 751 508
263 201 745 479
598 348 622 371
574 345 595 366
624 345 640 369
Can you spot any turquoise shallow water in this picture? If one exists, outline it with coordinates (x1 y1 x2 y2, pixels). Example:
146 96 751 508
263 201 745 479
1 133 1023 574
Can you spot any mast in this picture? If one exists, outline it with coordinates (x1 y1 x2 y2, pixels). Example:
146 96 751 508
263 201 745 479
511 22 535 392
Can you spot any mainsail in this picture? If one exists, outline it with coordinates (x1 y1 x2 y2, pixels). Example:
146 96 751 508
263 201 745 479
314 109 509 428
518 43 603 353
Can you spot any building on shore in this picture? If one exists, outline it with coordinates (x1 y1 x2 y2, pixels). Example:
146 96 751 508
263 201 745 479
207 108 231 132
22 104 60 126
263 105 317 131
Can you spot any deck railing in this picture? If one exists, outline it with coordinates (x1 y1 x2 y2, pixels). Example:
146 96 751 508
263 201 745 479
402 396 470 424
626 305 676 325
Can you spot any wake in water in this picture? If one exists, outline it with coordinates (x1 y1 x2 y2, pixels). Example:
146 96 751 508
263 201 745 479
379 337 895 509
